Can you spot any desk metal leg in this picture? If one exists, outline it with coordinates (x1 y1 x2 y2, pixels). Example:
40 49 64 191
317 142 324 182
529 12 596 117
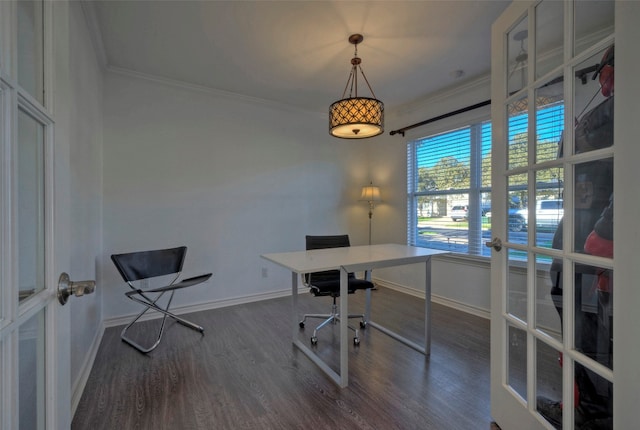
339 267 349 387
291 270 348 388
367 257 433 357
365 270 372 322
425 257 432 356
291 272 298 341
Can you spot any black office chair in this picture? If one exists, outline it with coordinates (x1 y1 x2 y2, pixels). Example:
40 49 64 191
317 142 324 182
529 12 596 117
299 235 374 346
111 246 212 353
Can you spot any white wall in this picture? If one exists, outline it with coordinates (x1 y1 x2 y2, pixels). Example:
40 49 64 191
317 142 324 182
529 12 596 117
101 71 375 320
65 0 104 405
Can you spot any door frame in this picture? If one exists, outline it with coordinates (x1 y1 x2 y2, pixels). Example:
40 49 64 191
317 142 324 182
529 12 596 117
611 2 640 426
0 0 72 428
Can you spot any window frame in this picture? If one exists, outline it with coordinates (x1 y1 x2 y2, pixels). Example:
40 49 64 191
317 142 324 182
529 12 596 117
407 116 492 258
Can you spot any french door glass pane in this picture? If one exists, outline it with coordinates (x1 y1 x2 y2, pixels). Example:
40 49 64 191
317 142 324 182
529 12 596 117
573 48 614 156
507 324 527 402
535 168 564 248
507 249 527 322
574 263 613 372
573 158 613 254
536 339 563 419
507 174 527 243
507 98 528 170
19 308 46 430
17 0 44 104
18 109 45 302
534 78 563 164
507 16 528 96
574 362 613 425
535 0 564 79
535 253 562 342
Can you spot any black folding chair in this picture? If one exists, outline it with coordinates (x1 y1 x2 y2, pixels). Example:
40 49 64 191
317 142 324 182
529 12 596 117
111 246 212 353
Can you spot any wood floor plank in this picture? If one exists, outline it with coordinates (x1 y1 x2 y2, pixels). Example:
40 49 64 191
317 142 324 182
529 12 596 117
72 287 492 429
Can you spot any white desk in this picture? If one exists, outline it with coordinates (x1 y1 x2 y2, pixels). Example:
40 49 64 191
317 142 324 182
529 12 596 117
261 243 448 387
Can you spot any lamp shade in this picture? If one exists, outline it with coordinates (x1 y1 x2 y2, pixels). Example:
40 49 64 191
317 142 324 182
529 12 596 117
360 185 381 202
330 97 384 139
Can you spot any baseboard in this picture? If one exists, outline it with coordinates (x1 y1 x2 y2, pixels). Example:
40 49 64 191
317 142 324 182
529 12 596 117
431 294 490 320
103 288 292 328
71 321 105 417
373 277 490 320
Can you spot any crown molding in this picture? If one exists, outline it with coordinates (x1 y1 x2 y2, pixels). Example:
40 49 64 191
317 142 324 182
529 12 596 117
106 65 326 117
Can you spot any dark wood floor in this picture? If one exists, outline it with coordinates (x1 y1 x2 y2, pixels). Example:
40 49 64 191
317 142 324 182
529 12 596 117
72 287 492 430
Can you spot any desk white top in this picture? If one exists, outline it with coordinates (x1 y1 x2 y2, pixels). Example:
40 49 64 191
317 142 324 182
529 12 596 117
261 243 448 273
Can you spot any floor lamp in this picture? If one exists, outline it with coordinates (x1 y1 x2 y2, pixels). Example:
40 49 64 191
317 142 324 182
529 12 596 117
360 182 381 245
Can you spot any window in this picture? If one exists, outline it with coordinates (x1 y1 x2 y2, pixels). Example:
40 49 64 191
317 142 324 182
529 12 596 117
407 120 492 256
407 103 564 257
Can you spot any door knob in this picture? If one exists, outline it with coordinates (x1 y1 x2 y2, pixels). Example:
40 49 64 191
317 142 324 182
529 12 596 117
57 272 96 305
485 237 503 252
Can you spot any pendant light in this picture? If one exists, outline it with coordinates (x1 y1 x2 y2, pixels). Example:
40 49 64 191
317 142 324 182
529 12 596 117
329 34 384 139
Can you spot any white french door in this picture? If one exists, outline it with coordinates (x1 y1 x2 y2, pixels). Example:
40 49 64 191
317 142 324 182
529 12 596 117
1 1 72 428
490 1 618 429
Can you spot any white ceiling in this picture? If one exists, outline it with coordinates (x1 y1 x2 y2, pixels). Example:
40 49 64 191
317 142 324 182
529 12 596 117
84 0 512 114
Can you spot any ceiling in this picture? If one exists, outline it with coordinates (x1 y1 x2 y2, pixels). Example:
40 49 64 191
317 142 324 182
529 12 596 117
84 0 512 114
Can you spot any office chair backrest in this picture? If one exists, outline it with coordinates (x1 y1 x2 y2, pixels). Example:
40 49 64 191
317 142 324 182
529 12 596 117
306 235 351 250
111 246 187 283
305 235 351 284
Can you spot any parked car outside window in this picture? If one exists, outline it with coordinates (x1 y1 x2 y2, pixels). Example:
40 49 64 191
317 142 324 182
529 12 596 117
450 205 469 221
536 199 563 229
485 207 528 232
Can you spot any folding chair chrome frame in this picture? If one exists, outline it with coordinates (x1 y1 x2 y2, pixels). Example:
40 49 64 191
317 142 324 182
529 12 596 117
111 247 212 353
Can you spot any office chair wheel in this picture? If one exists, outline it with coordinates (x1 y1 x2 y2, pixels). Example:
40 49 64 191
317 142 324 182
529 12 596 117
354 337 360 346
299 322 305 328
360 321 367 329
311 336 318 345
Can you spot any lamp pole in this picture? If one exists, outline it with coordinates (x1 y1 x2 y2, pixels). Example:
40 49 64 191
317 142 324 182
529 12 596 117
360 182 380 245
367 200 374 245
